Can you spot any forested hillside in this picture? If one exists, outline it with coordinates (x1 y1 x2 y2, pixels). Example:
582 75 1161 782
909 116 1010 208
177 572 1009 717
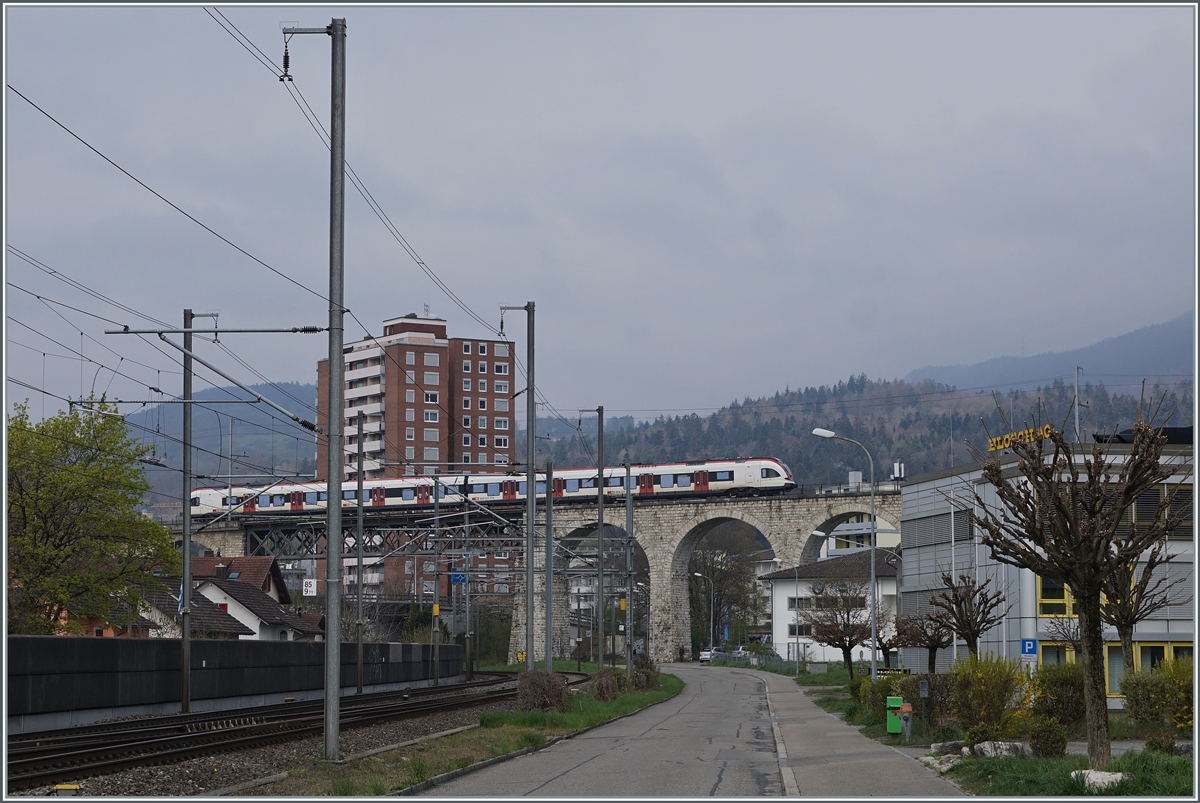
526 375 1193 485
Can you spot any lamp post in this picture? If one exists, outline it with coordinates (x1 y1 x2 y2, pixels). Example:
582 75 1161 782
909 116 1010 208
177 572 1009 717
812 427 877 681
694 572 714 653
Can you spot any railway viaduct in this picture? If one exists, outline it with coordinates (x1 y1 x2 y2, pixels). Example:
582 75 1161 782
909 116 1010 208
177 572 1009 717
185 490 901 666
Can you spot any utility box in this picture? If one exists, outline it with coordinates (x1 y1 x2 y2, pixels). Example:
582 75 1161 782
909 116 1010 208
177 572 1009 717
886 696 905 734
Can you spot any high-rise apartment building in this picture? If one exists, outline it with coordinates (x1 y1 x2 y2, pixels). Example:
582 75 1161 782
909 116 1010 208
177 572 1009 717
316 313 517 481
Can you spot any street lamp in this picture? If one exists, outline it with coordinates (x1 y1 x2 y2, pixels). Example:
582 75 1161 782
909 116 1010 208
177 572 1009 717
812 427 878 681
694 572 714 653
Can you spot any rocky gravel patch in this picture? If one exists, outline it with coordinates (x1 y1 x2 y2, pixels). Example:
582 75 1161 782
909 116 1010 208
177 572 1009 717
11 699 518 797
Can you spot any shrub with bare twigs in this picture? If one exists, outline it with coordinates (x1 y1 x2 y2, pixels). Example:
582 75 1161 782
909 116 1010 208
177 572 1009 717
517 668 570 712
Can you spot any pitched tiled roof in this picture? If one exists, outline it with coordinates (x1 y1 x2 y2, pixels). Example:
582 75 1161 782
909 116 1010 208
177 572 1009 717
190 557 291 605
759 548 900 582
199 579 322 635
145 578 255 636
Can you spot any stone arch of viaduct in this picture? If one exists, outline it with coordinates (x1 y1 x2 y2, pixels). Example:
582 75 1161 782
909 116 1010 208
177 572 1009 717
510 492 902 664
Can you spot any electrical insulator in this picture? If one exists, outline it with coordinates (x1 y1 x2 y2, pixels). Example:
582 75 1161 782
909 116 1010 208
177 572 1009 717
280 44 293 82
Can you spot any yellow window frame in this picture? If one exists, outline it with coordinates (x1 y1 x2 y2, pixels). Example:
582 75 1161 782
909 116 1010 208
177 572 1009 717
1104 642 1126 696
1136 641 1169 672
1038 576 1073 617
1039 641 1074 666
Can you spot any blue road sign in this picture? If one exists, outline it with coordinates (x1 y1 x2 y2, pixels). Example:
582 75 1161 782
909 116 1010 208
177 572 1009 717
450 573 466 584
1021 639 1038 656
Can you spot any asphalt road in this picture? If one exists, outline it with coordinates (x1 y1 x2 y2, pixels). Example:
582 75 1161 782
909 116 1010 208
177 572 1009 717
419 663 782 797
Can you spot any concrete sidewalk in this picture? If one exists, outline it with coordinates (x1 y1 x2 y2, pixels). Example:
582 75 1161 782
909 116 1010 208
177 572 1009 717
741 668 966 797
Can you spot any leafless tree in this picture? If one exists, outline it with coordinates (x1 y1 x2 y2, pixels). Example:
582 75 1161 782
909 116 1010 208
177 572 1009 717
797 580 872 678
1101 541 1192 674
1042 615 1083 655
966 411 1189 770
927 572 1010 656
895 614 954 675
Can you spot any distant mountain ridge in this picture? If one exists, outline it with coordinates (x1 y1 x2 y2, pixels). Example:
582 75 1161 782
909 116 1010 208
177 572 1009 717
904 310 1193 392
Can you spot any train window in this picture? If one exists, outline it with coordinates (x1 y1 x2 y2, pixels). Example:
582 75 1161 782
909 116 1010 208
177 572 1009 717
762 468 781 478
580 477 596 489
223 496 237 506
402 489 415 501
191 496 201 507
606 476 624 487
536 482 546 494
713 471 734 482
676 475 691 487
518 482 527 494
305 492 318 504
272 495 286 506
659 475 674 488
343 490 358 501
470 484 486 494
487 483 500 496
566 479 579 492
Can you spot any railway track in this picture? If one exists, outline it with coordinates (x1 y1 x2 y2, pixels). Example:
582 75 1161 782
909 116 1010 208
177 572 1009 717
8 671 590 791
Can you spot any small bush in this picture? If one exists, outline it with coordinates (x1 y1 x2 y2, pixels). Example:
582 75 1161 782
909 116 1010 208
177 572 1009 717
847 675 869 701
965 721 1001 748
591 667 627 702
517 668 570 712
1145 729 1177 755
949 653 1030 739
1028 716 1068 758
1121 668 1171 726
630 653 660 690
893 674 956 729
1159 657 1193 733
856 675 901 724
1032 662 1086 729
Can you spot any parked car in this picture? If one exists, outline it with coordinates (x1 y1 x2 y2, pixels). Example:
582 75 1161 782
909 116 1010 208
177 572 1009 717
710 647 729 662
732 646 750 660
699 648 713 662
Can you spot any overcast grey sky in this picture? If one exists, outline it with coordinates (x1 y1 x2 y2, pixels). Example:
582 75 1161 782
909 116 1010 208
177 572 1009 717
4 5 1195 425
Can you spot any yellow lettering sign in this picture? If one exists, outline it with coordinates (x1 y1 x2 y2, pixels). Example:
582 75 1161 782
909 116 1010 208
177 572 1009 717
988 424 1054 452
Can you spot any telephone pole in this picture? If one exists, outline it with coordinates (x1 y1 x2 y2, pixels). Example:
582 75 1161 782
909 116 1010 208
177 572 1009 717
180 308 193 713
500 302 535 669
595 406 604 668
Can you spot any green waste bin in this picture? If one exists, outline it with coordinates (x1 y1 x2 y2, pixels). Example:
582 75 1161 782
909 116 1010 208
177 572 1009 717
886 696 904 734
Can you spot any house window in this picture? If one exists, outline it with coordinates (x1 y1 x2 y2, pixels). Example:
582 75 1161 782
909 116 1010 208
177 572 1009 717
463 398 472 409
478 343 487 355
424 428 438 441
406 389 416 403
478 417 487 429
94 628 105 637
463 360 472 372
462 453 472 463
463 342 472 354
1106 643 1125 695
424 353 439 366
494 398 509 412
477 361 487 373
279 631 289 641
1038 576 1071 616
424 410 439 423
495 381 509 394
478 435 487 447
463 434 472 446
463 379 472 391
478 399 487 411
463 416 472 427
495 455 509 465
424 447 439 461
423 372 439 385
494 436 509 448
495 418 509 430
478 379 487 392
494 363 509 375
406 351 415 365
406 409 415 422
1041 643 1071 665
788 624 812 637
424 391 439 404
495 344 508 357
405 427 415 441
405 370 415 384
405 446 415 459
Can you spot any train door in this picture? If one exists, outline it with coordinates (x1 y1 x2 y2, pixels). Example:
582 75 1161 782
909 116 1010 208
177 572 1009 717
370 487 386 507
290 491 304 511
637 473 654 494
243 495 256 512
416 484 432 504
693 470 709 492
502 480 518 501
553 478 566 498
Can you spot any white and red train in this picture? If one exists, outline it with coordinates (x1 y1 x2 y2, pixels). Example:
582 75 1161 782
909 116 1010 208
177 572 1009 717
191 457 795 515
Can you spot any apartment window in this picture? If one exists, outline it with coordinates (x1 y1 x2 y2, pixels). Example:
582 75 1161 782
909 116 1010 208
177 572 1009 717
478 435 487 447
478 343 487 356
463 415 472 428
424 447 439 461
495 381 509 394
424 352 439 367
495 418 509 430
424 391 439 404
463 360 472 372
405 446 415 459
495 344 508 357
424 428 438 441
788 624 812 637
406 351 415 365
462 434 472 446
463 378 472 391
423 372 439 385
405 389 415 403
478 379 487 392
476 416 486 430
494 398 509 412
406 409 415 422
462 453 472 463
1039 576 1072 616
494 362 509 375
463 342 472 354
405 370 415 384
495 455 509 465
463 398 472 409
424 410 439 423
478 399 487 411
405 427 415 440
495 436 509 448
405 465 415 476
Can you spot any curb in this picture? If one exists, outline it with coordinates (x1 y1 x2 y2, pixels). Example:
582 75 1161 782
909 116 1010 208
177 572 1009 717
762 684 801 796
390 678 684 795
